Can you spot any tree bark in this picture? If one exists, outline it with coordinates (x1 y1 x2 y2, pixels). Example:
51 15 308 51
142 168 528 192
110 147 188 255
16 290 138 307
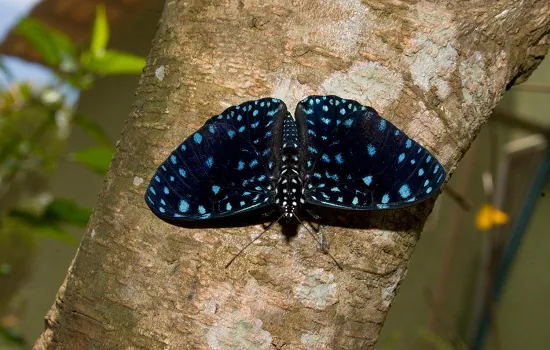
34 1 550 349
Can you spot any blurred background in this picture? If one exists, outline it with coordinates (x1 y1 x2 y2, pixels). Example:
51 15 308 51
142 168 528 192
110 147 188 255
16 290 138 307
0 1 548 349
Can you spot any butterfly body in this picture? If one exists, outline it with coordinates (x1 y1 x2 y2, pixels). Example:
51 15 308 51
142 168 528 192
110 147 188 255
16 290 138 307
276 116 304 220
145 96 446 223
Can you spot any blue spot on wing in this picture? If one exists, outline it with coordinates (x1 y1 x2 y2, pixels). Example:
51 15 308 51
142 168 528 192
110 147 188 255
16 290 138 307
205 156 214 168
398 153 405 163
179 199 189 213
399 184 411 198
363 176 372 186
193 133 203 144
367 144 376 157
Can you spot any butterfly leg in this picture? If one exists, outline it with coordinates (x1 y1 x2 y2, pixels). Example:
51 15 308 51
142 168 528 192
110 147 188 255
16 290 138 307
305 209 322 233
261 209 276 229
293 214 342 270
312 227 332 255
306 208 320 220
226 213 285 268
308 221 321 233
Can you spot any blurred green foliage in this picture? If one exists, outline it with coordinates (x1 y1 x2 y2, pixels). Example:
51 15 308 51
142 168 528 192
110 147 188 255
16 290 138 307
0 5 146 347
14 5 146 89
70 146 114 175
376 328 468 350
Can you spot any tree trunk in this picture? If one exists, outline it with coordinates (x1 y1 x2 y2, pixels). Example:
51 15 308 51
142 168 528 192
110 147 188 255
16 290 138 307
34 1 549 349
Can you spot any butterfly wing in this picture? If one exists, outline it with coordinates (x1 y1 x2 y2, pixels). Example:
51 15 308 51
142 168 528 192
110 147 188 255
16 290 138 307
295 95 446 210
145 98 287 221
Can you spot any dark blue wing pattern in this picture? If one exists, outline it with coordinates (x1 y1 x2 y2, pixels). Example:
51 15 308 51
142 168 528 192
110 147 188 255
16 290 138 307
146 94 445 224
295 95 445 210
145 98 287 220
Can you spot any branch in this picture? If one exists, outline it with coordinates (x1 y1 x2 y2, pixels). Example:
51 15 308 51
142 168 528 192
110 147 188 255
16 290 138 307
34 1 550 349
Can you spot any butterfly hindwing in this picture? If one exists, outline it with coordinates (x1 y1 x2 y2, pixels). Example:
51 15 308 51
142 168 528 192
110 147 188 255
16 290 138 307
295 95 446 210
145 98 287 220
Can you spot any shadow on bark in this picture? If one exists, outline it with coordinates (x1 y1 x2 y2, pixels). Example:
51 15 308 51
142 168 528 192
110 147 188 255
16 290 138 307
150 196 436 235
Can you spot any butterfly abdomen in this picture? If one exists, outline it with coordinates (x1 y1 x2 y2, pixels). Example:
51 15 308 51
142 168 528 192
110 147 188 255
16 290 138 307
276 116 303 219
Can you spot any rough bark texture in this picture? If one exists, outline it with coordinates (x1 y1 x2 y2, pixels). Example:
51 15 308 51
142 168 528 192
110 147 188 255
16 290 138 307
34 1 549 349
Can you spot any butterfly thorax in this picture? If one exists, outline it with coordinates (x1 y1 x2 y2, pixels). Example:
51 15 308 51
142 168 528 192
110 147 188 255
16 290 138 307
276 116 303 220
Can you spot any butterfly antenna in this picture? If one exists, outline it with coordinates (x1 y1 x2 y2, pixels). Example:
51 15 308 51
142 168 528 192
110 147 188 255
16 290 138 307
225 213 285 268
293 214 343 270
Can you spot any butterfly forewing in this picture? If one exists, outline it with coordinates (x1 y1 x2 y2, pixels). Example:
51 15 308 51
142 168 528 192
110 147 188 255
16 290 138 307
295 95 446 210
204 98 286 172
145 98 287 221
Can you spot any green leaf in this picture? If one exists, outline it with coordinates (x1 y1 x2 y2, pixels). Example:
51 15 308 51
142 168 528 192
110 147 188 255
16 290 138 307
7 209 78 245
8 198 91 227
82 50 146 75
34 224 77 244
7 210 40 224
73 113 112 146
67 74 95 90
16 18 77 67
70 146 114 174
44 198 92 227
18 82 32 100
90 5 109 57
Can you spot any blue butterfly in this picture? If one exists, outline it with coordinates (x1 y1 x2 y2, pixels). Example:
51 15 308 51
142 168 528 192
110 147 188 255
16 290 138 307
145 95 445 223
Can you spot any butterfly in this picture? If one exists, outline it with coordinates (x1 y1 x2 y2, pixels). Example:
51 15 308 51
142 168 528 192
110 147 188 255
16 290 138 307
144 95 446 224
